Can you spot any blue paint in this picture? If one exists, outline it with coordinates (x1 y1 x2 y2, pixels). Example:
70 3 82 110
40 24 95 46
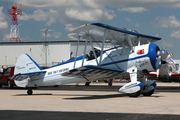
45 54 87 69
150 81 157 88
147 43 159 70
25 53 43 70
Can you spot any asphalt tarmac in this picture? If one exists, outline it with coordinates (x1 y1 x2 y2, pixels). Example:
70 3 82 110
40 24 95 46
1 82 180 120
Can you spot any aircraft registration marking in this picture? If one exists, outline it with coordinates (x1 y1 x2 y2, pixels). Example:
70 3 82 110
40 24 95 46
48 68 69 75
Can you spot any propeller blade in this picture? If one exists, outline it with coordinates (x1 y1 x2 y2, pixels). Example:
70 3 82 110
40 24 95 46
156 68 159 78
155 56 161 70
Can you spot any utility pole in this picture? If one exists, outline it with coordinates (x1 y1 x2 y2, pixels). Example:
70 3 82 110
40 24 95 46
43 29 48 67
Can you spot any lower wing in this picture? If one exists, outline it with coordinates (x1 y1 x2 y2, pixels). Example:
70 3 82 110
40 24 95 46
62 65 129 80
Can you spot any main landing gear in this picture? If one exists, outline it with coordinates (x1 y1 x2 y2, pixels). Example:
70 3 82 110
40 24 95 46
27 89 33 95
128 90 141 97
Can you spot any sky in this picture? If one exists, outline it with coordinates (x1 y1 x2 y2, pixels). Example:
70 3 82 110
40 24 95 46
1 0 180 59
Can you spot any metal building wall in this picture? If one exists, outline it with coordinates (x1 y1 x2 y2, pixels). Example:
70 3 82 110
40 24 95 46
0 41 71 67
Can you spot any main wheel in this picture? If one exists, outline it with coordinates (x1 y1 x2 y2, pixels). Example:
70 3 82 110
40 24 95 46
85 81 91 86
27 89 33 95
142 89 154 96
128 90 141 97
108 81 112 86
0 84 2 88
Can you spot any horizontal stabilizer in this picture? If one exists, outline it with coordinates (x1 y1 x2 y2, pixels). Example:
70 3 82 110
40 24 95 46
62 65 129 80
10 71 46 81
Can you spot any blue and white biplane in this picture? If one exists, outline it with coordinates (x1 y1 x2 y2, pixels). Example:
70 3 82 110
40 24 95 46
11 23 163 97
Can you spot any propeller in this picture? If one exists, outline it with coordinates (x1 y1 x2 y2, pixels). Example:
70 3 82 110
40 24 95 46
157 50 168 60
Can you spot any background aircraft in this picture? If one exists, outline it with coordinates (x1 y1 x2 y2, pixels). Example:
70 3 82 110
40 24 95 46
11 23 163 97
147 51 180 82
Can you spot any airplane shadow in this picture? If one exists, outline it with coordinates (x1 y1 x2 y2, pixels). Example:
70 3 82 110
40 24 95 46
60 93 161 100
63 93 128 100
13 93 52 96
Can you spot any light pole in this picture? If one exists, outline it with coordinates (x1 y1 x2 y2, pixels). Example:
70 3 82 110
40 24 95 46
44 29 48 67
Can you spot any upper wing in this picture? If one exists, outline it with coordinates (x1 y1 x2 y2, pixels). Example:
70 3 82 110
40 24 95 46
69 22 161 46
62 65 129 80
10 71 46 81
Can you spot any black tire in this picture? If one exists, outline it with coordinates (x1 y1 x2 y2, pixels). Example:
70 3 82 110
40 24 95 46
27 90 33 95
8 80 13 88
108 81 112 86
85 82 91 86
142 89 154 96
0 84 2 88
128 90 141 97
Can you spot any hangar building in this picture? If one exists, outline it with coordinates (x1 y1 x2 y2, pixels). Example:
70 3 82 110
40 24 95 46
0 40 104 68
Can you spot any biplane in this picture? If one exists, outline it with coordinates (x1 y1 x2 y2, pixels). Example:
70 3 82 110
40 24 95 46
11 23 163 97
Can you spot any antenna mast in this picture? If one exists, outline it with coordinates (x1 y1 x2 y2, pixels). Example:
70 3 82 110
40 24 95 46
7 3 22 42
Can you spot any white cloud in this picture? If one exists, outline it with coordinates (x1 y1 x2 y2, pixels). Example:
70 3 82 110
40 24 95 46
41 32 51 38
154 15 180 28
171 29 180 39
51 32 62 39
161 41 173 47
41 31 62 39
16 0 180 9
125 18 131 22
65 8 115 22
20 9 58 26
0 7 8 29
19 12 32 21
45 17 56 26
104 10 116 21
2 34 9 41
65 8 103 22
65 24 76 31
119 7 147 13
134 23 140 27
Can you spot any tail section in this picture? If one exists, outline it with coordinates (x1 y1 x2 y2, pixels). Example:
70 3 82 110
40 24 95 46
14 53 42 75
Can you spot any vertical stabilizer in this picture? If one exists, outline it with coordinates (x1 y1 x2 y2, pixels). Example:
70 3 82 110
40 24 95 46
14 53 42 74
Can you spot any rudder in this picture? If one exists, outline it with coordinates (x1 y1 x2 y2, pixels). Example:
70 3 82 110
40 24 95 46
14 53 42 75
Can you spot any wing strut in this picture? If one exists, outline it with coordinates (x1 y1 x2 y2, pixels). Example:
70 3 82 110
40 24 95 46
89 35 99 65
137 36 140 46
126 35 134 52
82 38 88 66
74 36 80 68
108 30 123 55
99 29 107 66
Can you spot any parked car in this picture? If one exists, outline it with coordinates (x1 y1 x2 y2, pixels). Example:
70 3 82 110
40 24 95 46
0 66 15 88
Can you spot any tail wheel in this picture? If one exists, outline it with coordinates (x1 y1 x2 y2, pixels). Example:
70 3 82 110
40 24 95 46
27 89 33 95
142 89 154 96
128 90 141 97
